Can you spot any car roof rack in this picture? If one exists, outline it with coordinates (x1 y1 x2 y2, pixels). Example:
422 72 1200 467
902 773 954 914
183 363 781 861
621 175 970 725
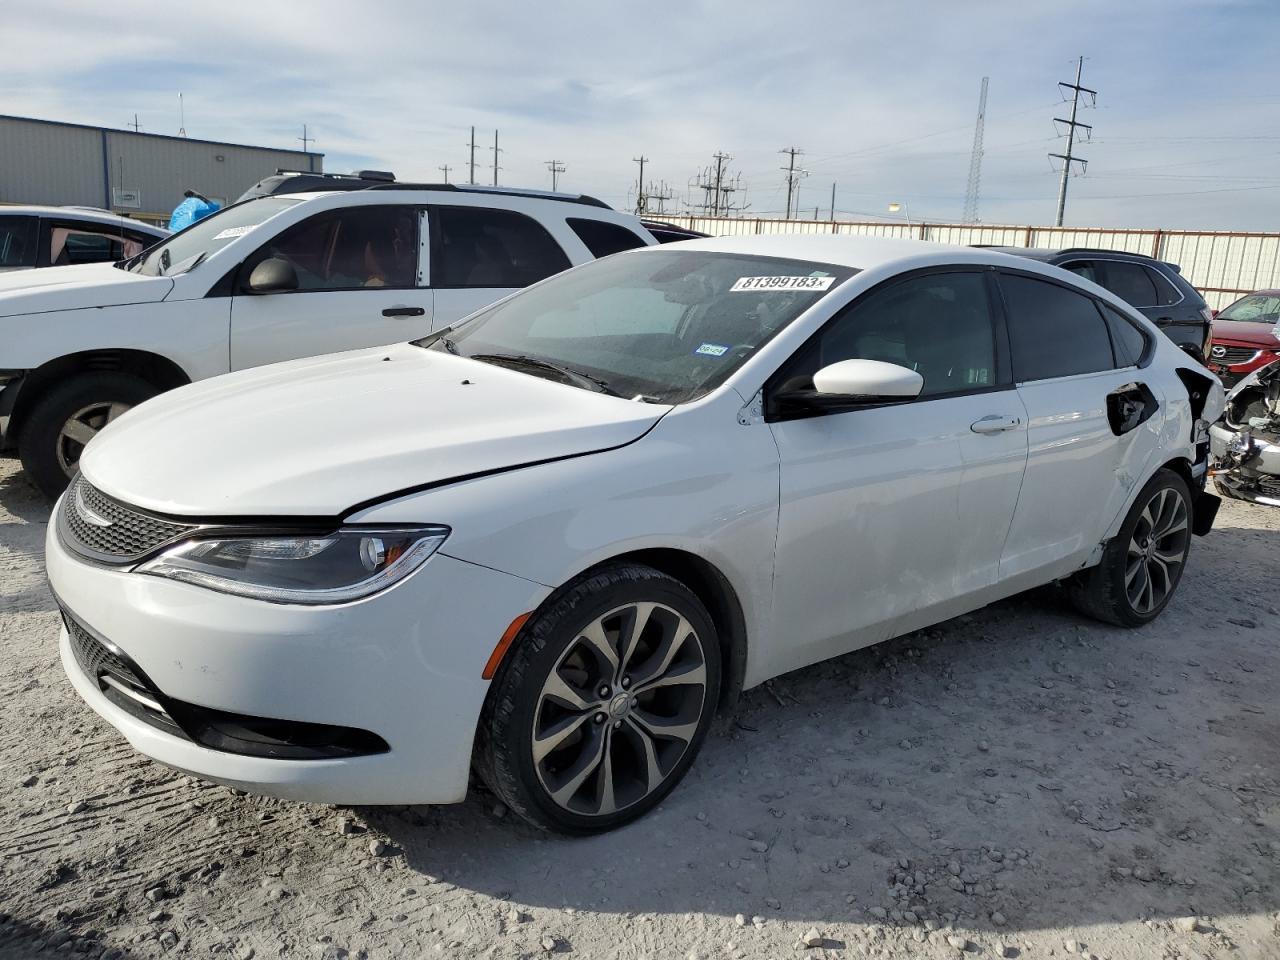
363 182 611 209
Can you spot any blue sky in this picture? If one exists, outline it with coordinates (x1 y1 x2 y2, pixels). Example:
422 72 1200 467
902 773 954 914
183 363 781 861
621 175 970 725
5 0 1280 229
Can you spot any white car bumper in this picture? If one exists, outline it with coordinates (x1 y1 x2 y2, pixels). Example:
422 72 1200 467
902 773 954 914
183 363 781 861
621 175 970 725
47 516 548 805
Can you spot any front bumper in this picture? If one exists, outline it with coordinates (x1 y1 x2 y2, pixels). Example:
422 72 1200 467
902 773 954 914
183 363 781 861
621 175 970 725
48 514 549 804
1209 421 1280 507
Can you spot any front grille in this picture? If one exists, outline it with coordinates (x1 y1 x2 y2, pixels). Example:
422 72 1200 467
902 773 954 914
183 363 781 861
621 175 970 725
63 608 186 737
1210 345 1260 365
60 475 196 564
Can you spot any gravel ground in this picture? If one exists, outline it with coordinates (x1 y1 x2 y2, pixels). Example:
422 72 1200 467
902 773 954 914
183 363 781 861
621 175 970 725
2 455 1280 960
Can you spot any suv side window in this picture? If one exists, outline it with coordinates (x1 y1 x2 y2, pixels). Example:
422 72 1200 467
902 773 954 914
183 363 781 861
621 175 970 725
0 216 38 268
566 218 648 258
1146 266 1181 306
1065 259 1159 307
243 206 418 291
1000 273 1115 381
1100 303 1149 367
47 223 148 265
431 206 571 288
781 271 1000 399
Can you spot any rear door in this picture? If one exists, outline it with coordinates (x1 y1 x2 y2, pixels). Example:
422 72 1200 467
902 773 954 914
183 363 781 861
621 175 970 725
428 205 573 329
229 204 431 370
996 270 1164 582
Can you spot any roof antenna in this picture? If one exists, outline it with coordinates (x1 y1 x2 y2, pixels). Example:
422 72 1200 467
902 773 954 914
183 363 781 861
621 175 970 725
178 93 187 138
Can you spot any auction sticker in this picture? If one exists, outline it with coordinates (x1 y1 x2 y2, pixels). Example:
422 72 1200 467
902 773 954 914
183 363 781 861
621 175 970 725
212 225 257 240
731 275 835 292
694 342 730 357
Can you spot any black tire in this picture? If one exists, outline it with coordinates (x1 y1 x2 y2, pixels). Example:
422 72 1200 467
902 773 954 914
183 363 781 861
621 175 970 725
475 563 721 834
1068 468 1193 627
17 372 159 499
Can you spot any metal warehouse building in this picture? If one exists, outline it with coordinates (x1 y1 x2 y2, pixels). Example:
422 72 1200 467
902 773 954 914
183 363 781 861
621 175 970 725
0 115 323 226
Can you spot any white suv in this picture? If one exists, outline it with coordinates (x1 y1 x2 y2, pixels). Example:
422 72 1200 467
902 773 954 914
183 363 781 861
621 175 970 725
0 176 655 497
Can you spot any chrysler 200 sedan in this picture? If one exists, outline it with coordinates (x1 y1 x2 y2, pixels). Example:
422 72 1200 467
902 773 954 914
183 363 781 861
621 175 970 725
49 235 1224 833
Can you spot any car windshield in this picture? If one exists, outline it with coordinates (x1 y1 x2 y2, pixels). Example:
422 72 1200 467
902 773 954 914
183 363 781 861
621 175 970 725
122 197 301 276
1217 293 1280 324
416 250 856 404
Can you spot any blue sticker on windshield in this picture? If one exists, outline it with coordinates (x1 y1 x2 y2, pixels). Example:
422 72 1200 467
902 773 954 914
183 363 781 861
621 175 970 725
694 343 730 358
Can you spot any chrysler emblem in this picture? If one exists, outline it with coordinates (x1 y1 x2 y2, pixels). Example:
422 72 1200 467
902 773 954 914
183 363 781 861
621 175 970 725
75 484 114 528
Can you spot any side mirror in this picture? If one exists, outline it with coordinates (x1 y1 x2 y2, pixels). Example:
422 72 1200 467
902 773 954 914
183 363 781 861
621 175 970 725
246 257 298 294
813 358 924 399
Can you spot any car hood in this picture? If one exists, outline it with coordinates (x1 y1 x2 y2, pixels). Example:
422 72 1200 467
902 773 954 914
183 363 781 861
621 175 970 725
0 263 172 318
80 343 672 517
1211 319 1280 348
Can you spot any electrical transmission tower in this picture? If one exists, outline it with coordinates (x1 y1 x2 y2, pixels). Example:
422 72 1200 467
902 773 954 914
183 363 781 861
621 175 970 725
962 77 988 223
467 127 478 184
546 160 566 191
693 152 747 217
490 130 502 186
1050 56 1096 227
438 164 451 184
780 147 807 219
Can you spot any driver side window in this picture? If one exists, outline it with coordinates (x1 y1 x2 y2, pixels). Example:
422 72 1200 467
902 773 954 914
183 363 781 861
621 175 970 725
243 206 418 292
782 271 1001 399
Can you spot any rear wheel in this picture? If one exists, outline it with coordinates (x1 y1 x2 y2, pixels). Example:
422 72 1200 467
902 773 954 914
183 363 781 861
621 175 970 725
476 563 720 834
17 373 158 499
1069 468 1192 627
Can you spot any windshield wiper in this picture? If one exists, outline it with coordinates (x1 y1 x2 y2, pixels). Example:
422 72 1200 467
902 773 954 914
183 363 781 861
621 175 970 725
470 353 621 396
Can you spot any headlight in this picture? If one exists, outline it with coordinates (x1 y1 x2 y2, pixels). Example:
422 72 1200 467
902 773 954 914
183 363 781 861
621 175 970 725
135 526 449 605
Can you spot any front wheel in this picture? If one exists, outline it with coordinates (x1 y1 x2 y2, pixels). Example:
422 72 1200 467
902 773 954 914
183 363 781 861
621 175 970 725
17 373 158 499
1068 468 1193 627
475 564 720 834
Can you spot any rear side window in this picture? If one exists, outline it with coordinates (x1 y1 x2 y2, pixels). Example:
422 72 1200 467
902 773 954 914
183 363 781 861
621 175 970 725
0 216 37 268
1000 273 1114 381
1100 303 1149 367
567 218 648 258
1147 267 1181 306
431 206 570 288
52 229 127 265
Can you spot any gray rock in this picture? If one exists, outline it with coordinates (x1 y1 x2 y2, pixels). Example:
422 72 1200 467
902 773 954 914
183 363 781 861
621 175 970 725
368 838 387 856
1064 938 1082 953
801 928 823 948
946 934 971 951
158 931 178 951
868 907 887 920
734 913 746 927
749 840 768 853
143 886 167 903
540 935 558 952
66 801 87 815
991 911 1007 926
1176 916 1204 933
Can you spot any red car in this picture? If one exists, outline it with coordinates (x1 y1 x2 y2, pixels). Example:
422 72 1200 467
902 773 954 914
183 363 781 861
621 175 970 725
1207 290 1280 386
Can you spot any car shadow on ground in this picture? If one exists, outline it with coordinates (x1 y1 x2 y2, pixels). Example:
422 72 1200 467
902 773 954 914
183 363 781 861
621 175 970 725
364 524 1280 937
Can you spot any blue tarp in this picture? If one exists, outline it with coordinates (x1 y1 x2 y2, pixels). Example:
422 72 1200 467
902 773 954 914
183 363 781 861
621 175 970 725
169 197 221 232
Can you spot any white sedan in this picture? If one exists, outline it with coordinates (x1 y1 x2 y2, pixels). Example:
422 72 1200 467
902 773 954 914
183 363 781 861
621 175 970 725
48 235 1224 833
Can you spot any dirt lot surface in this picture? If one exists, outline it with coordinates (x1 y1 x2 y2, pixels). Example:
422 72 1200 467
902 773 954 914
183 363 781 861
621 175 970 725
2 456 1280 960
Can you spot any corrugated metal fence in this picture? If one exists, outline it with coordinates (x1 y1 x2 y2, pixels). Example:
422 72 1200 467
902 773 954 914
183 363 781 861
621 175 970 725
646 215 1280 310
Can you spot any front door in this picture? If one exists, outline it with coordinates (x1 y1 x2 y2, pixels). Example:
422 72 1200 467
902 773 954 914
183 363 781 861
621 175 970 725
766 270 1028 677
230 205 432 370
996 271 1165 582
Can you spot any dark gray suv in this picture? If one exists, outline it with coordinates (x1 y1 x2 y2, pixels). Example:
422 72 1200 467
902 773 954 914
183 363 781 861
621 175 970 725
982 247 1213 360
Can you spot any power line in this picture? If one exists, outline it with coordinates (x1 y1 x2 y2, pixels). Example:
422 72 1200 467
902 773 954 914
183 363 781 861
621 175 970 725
962 77 988 223
1050 55 1096 226
546 160 566 191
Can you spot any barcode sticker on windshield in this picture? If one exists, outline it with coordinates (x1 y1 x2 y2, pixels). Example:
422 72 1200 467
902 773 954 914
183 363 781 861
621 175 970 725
731 275 835 292
212 225 256 240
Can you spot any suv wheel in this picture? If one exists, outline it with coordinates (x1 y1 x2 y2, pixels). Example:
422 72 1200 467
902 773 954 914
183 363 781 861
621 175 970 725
18 373 158 499
476 563 720 834
1068 468 1193 627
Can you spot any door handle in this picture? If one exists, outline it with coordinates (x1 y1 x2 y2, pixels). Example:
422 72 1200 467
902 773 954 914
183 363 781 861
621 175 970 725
1154 316 1173 326
970 414 1022 434
382 306 426 317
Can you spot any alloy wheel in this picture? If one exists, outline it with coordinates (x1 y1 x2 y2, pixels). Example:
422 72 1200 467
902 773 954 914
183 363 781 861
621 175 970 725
56 402 131 477
1125 487 1189 615
531 601 708 817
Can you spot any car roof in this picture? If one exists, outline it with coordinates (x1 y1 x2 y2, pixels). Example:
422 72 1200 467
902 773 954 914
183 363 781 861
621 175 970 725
239 171 611 210
0 205 168 235
980 245 1168 266
642 233 1031 272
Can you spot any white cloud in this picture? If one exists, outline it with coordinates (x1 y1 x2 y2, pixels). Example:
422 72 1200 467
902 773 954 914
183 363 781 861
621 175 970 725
4 0 1279 228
